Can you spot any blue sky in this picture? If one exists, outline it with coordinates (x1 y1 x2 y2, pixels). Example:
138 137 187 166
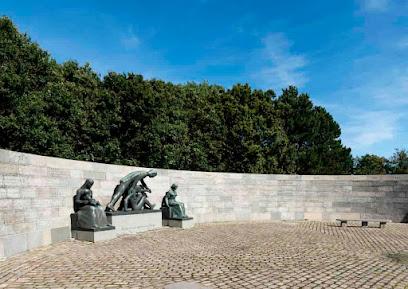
2 0 408 158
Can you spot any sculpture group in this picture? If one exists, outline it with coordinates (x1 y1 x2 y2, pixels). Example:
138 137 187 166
71 170 192 238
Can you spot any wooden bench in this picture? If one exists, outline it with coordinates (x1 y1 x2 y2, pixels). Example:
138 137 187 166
336 219 392 229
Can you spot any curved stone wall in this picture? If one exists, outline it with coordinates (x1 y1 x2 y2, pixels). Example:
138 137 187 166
1 149 407 258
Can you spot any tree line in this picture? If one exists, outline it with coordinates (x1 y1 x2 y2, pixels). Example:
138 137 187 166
0 16 405 174
354 150 408 175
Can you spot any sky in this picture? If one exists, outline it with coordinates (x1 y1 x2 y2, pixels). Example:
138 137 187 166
2 0 408 158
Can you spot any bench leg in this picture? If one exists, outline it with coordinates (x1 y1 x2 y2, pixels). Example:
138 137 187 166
380 223 386 229
340 221 347 227
362 221 368 227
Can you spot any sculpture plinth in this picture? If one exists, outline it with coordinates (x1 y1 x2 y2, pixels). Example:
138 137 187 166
105 210 162 234
70 213 116 242
162 217 195 229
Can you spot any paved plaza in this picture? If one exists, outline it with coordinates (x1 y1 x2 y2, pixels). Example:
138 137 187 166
1 221 408 289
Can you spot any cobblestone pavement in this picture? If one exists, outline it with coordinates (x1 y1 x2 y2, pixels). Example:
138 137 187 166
1 221 408 289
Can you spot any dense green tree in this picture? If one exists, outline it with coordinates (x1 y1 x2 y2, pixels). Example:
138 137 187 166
220 84 289 173
274 86 353 174
353 154 387 175
0 16 61 151
182 82 225 171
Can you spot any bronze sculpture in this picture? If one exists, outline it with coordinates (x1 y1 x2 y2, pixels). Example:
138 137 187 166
119 184 156 211
161 183 188 219
106 170 157 212
74 179 111 229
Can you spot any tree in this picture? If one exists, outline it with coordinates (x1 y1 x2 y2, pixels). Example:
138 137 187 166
274 86 353 174
387 149 408 174
0 16 61 152
354 154 387 175
220 84 288 173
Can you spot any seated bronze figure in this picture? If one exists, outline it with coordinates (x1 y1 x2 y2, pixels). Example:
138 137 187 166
161 183 188 219
74 179 111 229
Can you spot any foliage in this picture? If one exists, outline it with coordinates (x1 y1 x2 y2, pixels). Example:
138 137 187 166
0 15 357 174
387 149 408 174
353 154 387 175
274 86 352 174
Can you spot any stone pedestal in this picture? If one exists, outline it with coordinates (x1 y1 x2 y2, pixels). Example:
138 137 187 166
105 210 162 234
163 217 194 229
71 227 117 242
70 213 117 242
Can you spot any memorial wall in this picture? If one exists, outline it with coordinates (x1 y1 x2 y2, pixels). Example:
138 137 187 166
1 149 408 258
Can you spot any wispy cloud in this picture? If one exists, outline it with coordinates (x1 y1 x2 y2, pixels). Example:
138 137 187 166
349 66 408 106
398 37 408 50
250 33 308 90
323 63 408 156
358 0 390 12
120 26 141 50
341 110 401 150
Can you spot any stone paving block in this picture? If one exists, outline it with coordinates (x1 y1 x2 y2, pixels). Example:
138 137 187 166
2 221 408 288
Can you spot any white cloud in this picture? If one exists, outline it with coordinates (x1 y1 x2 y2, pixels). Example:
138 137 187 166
341 110 401 149
373 76 408 105
120 26 141 50
120 37 141 50
359 0 390 12
250 33 308 90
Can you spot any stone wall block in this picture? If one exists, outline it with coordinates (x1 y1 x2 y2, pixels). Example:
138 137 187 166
4 233 27 257
393 186 408 192
4 176 28 187
19 165 47 176
12 199 31 210
47 168 71 178
281 212 295 220
6 188 20 198
5 211 25 224
0 199 13 211
83 170 106 180
19 188 37 198
0 149 11 163
24 210 38 223
304 212 322 221
0 164 20 175
9 151 30 165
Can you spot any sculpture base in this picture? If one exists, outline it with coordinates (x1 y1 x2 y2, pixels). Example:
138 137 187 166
71 226 117 242
162 217 194 229
105 210 162 234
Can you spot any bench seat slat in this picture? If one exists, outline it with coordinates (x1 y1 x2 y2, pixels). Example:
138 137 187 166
336 219 392 222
